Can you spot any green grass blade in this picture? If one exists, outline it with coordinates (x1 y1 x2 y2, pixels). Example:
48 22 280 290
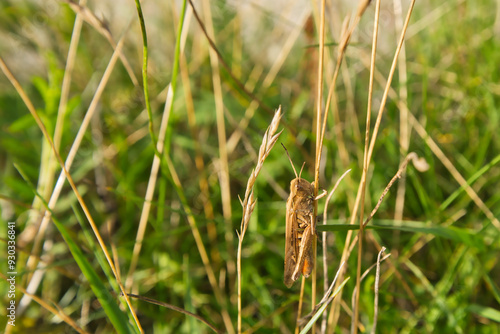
15 164 135 334
52 215 135 334
440 154 500 210
317 220 484 250
468 304 500 323
73 204 140 330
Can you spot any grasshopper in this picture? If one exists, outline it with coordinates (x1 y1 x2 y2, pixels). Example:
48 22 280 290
282 145 326 288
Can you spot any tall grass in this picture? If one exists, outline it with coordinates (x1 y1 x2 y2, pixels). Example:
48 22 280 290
1 0 500 333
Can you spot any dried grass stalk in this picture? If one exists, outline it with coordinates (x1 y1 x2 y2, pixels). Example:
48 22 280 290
237 106 283 333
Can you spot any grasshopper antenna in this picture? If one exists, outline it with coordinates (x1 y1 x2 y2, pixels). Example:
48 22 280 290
281 143 299 179
298 162 306 179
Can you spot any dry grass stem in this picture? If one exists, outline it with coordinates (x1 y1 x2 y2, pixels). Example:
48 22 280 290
347 152 427 256
299 261 346 328
180 8 220 263
237 107 283 334
312 2 327 333
164 154 234 334
295 277 306 334
19 36 126 313
408 112 500 230
62 0 138 85
200 0 235 282
353 0 382 329
0 55 144 332
370 247 386 334
321 169 351 333
363 153 428 227
126 293 223 334
350 252 391 333
53 0 86 157
365 0 417 165
393 0 410 225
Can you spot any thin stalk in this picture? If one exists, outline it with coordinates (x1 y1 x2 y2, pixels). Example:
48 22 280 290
180 9 220 263
236 108 282 333
321 169 351 334
329 2 416 332
134 0 159 153
393 0 410 226
125 0 188 291
353 0 381 332
15 35 128 315
200 0 235 283
127 293 222 334
295 277 306 334
164 154 235 334
0 56 143 333
312 1 327 333
19 0 86 313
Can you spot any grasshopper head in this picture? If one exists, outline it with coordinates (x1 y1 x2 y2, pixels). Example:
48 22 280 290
290 178 314 198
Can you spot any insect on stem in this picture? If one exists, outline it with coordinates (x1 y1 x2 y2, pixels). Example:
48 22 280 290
282 143 317 288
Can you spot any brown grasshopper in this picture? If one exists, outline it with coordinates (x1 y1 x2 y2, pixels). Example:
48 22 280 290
282 145 326 288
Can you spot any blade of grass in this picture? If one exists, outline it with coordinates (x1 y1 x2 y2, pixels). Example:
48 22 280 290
200 0 235 289
312 2 327 332
73 204 140 330
14 164 135 334
370 247 386 334
163 153 234 334
125 293 223 334
353 0 382 330
62 0 139 86
1 55 143 333
409 111 500 231
440 153 500 211
237 107 282 333
133 0 158 152
317 221 484 250
126 0 188 291
468 305 500 322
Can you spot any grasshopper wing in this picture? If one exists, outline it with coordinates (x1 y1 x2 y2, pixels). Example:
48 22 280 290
284 195 298 288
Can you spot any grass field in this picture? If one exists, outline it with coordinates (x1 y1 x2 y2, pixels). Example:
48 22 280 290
1 0 500 333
